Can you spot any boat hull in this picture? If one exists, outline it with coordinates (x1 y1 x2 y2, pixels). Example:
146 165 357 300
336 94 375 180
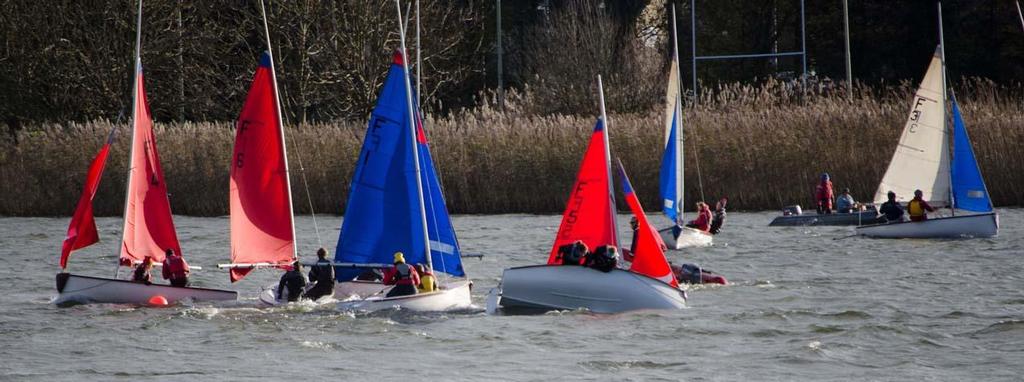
855 212 998 238
490 265 686 314
334 280 473 312
335 280 392 298
660 226 712 249
770 210 885 226
53 273 238 306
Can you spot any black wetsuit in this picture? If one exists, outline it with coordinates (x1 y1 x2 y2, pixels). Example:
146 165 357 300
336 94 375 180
277 270 307 302
879 200 905 222
710 208 726 235
303 259 335 300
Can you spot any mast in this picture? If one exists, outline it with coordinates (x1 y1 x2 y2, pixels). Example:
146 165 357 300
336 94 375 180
416 0 422 109
938 2 954 216
396 0 434 270
671 4 684 225
1017 1 1024 33
259 0 298 260
597 75 620 248
118 0 144 274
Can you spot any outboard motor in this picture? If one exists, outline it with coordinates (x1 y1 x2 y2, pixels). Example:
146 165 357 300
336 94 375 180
587 245 618 272
782 205 803 216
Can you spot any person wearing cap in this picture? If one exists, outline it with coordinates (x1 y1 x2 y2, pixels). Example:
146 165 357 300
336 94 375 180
161 248 190 287
836 188 856 214
907 189 935 222
303 248 334 301
131 257 154 285
382 252 420 297
815 173 834 214
416 264 436 293
879 191 905 222
709 197 728 235
276 261 307 303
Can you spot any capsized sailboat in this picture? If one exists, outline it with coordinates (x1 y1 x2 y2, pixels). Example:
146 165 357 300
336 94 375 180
487 78 686 314
54 0 236 305
659 6 712 248
856 40 997 238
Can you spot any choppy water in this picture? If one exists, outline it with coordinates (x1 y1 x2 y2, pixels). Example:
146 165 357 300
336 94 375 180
1 211 1022 381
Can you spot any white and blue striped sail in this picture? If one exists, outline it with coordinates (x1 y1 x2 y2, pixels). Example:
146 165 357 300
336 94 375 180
950 98 992 212
659 58 684 224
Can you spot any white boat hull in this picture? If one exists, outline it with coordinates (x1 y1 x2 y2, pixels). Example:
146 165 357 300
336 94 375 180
335 280 393 298
660 226 713 249
855 212 998 238
490 265 686 314
334 280 473 312
53 273 238 306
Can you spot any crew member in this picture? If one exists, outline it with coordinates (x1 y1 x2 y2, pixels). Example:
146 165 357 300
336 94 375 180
709 197 728 235
879 191 905 222
161 248 190 287
303 248 335 301
836 188 856 214
276 261 307 303
382 252 420 297
685 202 712 232
132 257 154 285
416 264 436 293
907 189 935 222
816 173 834 214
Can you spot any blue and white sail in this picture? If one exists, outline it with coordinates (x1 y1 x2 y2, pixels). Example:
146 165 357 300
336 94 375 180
335 51 463 281
950 97 992 212
659 53 684 225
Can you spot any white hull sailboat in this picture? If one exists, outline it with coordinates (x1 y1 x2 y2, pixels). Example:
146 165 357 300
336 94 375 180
333 280 472 312
857 6 998 239
55 274 237 306
660 226 712 249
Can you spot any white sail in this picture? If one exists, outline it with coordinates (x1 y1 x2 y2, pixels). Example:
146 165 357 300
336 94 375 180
664 58 680 145
873 49 950 206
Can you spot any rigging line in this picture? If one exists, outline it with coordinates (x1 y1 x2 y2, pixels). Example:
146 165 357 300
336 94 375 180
688 110 706 202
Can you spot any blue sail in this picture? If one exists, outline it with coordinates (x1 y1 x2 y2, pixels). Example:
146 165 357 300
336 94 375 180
659 106 680 223
950 99 992 212
416 127 465 276
335 53 464 280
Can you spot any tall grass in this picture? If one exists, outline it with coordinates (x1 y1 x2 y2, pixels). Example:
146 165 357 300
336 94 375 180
2 80 1021 217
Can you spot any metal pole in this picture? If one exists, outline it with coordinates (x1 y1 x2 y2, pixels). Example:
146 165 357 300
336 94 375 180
1017 1 1024 33
691 0 697 105
596 75 619 248
937 1 953 216
843 0 852 98
671 4 684 223
800 0 807 93
496 0 504 109
416 0 421 109
117 0 145 276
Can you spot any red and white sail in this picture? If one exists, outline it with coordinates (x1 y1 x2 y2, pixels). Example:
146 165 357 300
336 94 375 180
119 62 182 266
60 133 114 269
228 52 295 282
619 161 678 287
547 119 617 264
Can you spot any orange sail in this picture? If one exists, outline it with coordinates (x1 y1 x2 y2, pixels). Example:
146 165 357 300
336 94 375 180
547 119 617 264
60 134 113 269
618 161 678 287
119 63 182 266
229 52 295 282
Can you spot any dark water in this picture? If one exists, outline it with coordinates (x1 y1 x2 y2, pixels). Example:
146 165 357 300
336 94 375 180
1 211 1022 381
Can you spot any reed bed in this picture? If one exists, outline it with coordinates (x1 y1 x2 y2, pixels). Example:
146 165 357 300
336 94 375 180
3 80 1021 216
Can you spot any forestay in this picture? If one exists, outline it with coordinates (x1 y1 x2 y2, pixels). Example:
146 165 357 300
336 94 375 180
873 49 950 206
950 98 992 212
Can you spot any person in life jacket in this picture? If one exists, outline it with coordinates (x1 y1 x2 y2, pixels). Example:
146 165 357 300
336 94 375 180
835 188 857 214
621 217 639 263
132 257 154 285
383 252 420 298
276 261 307 303
670 262 728 285
879 191 905 222
815 173 834 214
161 248 190 287
685 202 712 232
303 248 335 301
584 245 619 273
907 189 935 222
709 197 728 235
557 240 589 266
416 264 436 293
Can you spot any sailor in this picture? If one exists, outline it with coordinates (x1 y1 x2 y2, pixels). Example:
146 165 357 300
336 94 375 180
835 188 856 214
670 262 728 285
584 245 618 272
709 197 728 235
416 264 436 293
382 252 420 297
879 191 905 222
816 173 834 214
557 240 588 265
276 261 307 303
907 189 935 222
622 217 639 263
131 257 154 285
303 248 334 301
685 202 712 231
161 248 190 287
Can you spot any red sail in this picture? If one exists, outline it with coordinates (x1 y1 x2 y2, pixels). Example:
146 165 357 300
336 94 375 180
619 162 678 287
120 65 182 266
60 139 113 269
229 52 294 282
547 119 616 264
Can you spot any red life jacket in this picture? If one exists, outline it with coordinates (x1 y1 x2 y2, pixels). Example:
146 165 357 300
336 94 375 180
386 263 420 286
162 256 189 280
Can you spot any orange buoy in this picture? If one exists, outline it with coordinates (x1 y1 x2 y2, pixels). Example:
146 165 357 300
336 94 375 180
148 295 169 306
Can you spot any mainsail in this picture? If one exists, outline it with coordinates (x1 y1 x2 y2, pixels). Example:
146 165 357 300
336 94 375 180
659 97 682 223
335 51 464 280
620 162 678 287
546 118 617 264
873 48 951 206
229 52 295 282
119 62 182 266
60 134 114 269
950 98 992 212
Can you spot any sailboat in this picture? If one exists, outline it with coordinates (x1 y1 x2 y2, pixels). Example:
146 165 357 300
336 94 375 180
659 6 712 248
54 0 237 305
487 77 686 314
216 1 303 303
857 6 997 238
328 4 471 312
